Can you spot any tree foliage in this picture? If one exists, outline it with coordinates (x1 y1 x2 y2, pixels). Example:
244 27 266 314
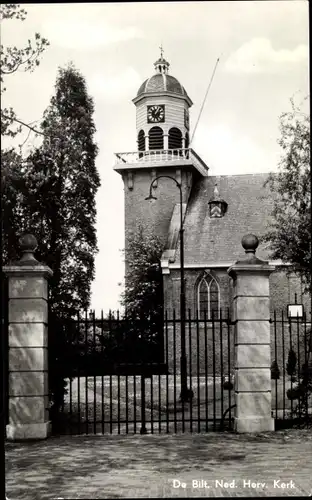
121 225 164 321
1 149 27 263
21 64 100 317
263 97 311 292
1 3 50 266
271 359 280 380
1 4 49 138
286 347 297 378
118 225 165 358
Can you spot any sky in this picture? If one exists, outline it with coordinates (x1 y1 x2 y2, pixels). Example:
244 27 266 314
1 1 309 314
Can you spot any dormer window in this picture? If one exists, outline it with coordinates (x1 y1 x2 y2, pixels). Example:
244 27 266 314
208 184 228 218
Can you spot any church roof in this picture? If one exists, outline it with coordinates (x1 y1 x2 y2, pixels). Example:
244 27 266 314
174 173 274 265
137 73 188 97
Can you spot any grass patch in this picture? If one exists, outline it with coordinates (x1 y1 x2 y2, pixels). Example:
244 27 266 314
53 376 235 434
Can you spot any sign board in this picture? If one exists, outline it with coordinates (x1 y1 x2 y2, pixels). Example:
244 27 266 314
287 304 304 318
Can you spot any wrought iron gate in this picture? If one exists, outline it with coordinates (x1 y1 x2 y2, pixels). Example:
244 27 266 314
48 309 235 435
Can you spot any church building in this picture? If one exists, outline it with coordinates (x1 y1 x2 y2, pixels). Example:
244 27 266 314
114 52 310 323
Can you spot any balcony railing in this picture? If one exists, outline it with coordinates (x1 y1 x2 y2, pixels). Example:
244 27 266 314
114 148 209 176
115 148 191 164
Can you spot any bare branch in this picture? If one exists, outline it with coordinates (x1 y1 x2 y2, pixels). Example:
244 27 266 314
1 47 42 75
2 112 48 136
18 126 32 151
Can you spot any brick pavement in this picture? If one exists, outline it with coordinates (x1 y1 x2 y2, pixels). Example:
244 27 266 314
5 429 312 499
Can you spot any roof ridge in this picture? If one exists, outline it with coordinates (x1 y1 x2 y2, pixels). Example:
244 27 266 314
208 172 271 179
163 73 166 91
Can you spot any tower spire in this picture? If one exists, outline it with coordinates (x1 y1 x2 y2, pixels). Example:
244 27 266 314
154 45 170 75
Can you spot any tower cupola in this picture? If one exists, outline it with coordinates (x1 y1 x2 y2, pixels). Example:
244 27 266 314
132 48 195 156
154 54 170 74
135 51 191 103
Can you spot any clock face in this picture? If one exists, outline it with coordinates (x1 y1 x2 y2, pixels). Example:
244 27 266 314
147 105 165 123
184 109 189 129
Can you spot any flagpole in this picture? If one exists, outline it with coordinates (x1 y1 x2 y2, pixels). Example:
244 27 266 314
190 57 221 146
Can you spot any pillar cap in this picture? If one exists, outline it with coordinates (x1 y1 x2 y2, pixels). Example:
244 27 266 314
3 233 53 277
236 233 267 265
242 234 259 253
227 233 275 278
17 233 40 265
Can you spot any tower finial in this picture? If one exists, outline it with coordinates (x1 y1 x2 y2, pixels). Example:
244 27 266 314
154 46 170 74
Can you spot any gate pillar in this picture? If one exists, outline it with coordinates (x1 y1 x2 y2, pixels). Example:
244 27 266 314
228 234 275 433
4 234 53 440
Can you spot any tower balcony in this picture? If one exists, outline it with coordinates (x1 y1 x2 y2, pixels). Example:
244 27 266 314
114 148 209 177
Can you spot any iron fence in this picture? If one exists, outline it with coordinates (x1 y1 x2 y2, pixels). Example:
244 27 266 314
1 275 8 430
270 310 312 428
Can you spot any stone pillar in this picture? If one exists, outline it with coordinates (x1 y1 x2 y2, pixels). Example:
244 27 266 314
228 234 275 433
4 234 53 440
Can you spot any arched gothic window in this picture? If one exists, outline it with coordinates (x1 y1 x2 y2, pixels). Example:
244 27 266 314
197 274 220 320
149 126 164 150
168 127 182 150
138 130 145 151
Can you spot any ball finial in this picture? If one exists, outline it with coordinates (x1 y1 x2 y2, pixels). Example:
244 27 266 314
18 234 38 263
19 234 38 252
241 234 259 254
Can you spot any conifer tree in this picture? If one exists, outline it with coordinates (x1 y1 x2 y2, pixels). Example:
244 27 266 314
23 63 100 317
286 347 297 379
1 149 27 263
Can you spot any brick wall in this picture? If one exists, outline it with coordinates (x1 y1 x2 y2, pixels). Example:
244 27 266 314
123 167 193 246
164 266 311 318
163 266 311 376
164 323 234 376
165 268 232 317
269 268 311 314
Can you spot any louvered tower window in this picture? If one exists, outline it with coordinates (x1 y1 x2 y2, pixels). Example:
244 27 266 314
185 132 190 158
197 274 220 320
168 127 182 149
149 126 164 150
138 130 145 151
185 132 189 149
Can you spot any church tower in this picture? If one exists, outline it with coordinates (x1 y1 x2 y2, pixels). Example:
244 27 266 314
114 50 208 251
